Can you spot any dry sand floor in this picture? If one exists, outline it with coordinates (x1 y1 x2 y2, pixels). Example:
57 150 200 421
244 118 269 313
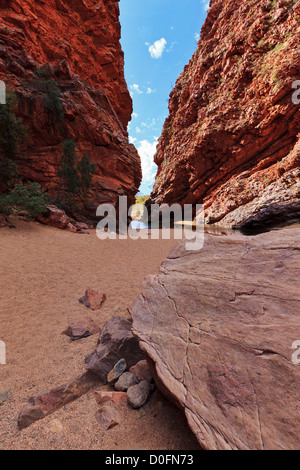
0 219 200 450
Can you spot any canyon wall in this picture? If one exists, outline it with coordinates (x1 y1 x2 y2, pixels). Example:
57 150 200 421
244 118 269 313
151 0 300 229
0 0 141 219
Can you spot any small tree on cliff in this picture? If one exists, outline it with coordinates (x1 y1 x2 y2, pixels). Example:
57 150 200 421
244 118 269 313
0 92 27 189
0 93 48 218
55 140 96 206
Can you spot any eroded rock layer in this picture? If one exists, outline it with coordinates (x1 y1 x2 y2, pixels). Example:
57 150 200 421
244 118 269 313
132 228 300 450
151 0 300 228
0 0 141 218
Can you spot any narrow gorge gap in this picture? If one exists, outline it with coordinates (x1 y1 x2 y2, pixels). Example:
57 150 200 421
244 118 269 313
119 0 207 196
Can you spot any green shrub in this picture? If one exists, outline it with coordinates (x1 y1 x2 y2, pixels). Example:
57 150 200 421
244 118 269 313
77 152 96 197
0 92 27 158
35 79 64 122
136 195 150 205
0 183 48 217
56 140 96 205
0 158 18 189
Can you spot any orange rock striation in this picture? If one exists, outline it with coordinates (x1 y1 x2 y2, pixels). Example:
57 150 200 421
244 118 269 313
151 0 300 229
0 0 141 219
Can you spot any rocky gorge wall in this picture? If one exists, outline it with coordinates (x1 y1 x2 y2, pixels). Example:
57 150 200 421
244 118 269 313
0 0 141 219
150 0 300 229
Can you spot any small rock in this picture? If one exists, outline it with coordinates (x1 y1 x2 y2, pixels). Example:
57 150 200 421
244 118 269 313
114 372 138 392
36 205 70 229
47 419 64 434
95 406 120 430
107 358 127 384
127 380 151 409
94 391 127 406
130 360 152 383
0 391 9 405
66 222 77 233
74 222 89 231
79 288 106 311
62 317 100 341
0 215 7 228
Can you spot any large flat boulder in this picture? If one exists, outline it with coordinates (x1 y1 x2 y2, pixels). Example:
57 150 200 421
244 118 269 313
132 228 300 450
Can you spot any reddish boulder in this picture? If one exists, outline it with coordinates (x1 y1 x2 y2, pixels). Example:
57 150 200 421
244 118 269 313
132 228 300 450
79 288 107 311
85 316 145 382
62 317 100 341
36 205 70 229
130 360 152 383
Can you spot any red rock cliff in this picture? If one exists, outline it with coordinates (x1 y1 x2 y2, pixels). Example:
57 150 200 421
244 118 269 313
0 0 141 218
151 0 300 229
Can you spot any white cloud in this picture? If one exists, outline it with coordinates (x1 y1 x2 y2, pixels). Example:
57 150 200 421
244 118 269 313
132 112 138 119
166 41 177 53
129 136 137 144
148 38 167 59
130 84 143 95
194 32 200 41
136 127 141 134
146 87 156 94
201 0 210 11
136 139 158 190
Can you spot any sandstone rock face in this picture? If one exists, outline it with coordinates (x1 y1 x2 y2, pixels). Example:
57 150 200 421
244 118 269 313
150 0 300 228
132 228 300 450
0 0 141 219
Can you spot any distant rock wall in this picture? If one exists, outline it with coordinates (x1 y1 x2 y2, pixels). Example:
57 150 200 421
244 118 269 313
151 0 300 228
132 228 300 450
0 0 141 219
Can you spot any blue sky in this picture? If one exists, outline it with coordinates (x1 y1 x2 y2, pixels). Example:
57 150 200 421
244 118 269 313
120 0 209 195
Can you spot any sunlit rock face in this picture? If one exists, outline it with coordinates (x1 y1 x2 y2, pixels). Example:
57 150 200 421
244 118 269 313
0 0 141 219
132 228 300 450
150 0 300 229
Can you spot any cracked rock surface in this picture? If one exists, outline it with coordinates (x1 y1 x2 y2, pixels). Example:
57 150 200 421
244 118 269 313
132 228 300 450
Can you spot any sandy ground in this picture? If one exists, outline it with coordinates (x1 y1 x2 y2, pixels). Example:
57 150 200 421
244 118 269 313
0 218 200 450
